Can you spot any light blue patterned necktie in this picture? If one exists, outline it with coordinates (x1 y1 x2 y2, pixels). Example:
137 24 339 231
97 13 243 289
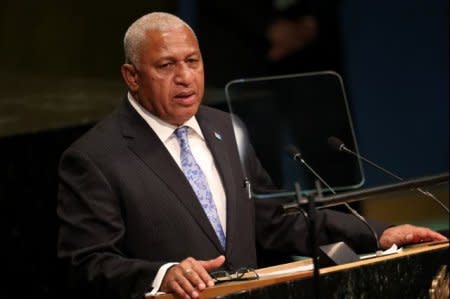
174 126 226 249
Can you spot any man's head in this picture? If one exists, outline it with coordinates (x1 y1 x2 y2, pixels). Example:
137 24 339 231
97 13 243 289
121 12 204 126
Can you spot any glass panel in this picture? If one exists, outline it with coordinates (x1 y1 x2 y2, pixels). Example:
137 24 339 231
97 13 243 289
225 71 364 197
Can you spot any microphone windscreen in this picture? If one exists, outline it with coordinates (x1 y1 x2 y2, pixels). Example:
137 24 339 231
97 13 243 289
285 145 301 160
328 136 345 151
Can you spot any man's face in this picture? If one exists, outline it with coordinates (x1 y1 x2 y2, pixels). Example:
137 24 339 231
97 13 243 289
124 26 204 126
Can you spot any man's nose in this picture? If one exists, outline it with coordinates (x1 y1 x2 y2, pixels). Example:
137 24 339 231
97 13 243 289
174 63 192 84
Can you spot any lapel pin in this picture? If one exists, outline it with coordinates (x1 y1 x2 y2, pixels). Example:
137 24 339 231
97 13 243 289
214 132 222 140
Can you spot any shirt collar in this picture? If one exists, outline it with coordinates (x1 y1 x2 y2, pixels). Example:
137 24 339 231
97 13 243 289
127 92 205 143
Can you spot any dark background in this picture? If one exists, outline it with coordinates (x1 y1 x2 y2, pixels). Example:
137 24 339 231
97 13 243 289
1 1 448 298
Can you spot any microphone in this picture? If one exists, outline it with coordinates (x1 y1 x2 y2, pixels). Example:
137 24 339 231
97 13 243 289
285 145 333 193
328 136 449 213
285 145 381 250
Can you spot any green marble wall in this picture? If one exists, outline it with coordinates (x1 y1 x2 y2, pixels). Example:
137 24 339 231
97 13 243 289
0 0 175 138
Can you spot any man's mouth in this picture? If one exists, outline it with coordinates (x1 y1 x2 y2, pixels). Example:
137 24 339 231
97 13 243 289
174 91 196 105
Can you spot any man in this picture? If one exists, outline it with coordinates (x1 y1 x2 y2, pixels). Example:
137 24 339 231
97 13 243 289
57 12 446 299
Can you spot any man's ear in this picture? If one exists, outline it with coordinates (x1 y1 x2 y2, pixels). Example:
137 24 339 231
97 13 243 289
121 64 139 92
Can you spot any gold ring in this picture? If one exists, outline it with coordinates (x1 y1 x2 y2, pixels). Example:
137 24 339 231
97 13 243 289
184 268 193 274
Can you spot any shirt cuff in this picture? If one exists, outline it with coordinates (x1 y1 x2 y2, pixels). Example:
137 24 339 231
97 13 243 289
145 262 179 296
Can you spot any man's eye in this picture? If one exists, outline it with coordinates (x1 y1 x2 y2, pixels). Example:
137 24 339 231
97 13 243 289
159 63 174 69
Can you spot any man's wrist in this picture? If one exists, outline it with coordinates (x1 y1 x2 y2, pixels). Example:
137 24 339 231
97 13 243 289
145 262 179 296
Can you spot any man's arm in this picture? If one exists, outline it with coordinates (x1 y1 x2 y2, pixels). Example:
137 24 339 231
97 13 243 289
57 149 159 299
242 132 447 257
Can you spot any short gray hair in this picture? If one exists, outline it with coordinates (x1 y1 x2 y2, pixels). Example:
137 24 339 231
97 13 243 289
123 12 196 65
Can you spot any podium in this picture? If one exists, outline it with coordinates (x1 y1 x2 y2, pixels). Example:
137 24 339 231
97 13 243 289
148 242 448 299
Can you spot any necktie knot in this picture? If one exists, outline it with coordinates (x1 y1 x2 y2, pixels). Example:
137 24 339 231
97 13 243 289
174 126 189 141
175 126 191 154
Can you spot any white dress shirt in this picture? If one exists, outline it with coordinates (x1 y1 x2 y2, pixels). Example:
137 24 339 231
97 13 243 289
127 93 227 295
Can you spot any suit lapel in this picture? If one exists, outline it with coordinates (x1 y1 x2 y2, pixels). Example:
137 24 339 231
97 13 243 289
118 101 223 251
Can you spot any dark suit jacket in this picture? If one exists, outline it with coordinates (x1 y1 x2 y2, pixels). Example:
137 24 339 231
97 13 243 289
57 99 388 299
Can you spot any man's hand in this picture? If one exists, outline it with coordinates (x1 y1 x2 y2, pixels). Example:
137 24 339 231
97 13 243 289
160 255 225 299
379 224 447 249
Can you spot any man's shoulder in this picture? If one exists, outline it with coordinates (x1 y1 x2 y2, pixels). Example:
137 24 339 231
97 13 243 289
198 105 247 130
65 106 124 155
198 105 229 116
197 105 233 124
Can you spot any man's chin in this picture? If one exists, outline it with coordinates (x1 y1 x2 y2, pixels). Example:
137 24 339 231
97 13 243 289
170 106 200 125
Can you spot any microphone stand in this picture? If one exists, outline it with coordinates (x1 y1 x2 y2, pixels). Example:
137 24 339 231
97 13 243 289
289 181 320 299
309 180 321 299
285 146 381 250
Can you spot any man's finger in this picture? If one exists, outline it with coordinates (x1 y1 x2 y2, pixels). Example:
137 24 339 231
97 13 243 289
197 255 225 287
162 264 199 298
176 273 199 298
410 228 447 243
182 265 207 290
169 278 191 299
200 255 226 272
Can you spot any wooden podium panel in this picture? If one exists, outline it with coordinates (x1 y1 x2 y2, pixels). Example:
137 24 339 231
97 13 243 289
149 242 448 299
